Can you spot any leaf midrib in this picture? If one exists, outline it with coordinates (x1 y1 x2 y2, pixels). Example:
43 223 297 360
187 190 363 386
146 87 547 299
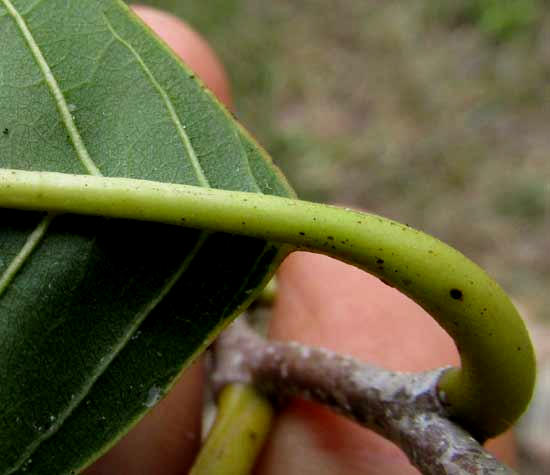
0 3 281 472
0 1 222 296
0 2 217 470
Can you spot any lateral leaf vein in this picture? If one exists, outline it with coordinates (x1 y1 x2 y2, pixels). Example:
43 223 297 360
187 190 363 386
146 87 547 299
1 0 101 176
103 14 210 187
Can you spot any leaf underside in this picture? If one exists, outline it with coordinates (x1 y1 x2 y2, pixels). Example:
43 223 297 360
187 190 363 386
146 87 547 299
0 1 293 473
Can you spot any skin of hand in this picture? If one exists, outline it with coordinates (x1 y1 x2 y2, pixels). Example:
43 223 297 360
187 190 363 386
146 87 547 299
86 6 517 474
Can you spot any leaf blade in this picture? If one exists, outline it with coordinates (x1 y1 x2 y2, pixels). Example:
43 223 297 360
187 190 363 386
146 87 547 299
0 0 294 472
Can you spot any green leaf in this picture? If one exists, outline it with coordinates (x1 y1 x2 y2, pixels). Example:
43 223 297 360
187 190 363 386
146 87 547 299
0 1 293 473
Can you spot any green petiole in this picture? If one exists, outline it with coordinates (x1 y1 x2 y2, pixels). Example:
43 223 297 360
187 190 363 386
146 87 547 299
0 168 536 439
190 384 274 475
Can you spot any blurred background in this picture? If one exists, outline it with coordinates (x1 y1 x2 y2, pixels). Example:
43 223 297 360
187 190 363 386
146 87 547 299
133 1 549 472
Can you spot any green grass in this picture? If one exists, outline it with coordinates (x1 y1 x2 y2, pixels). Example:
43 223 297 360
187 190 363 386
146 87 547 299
425 0 541 41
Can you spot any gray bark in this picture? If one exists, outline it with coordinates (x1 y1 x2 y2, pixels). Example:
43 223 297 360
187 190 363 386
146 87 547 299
212 319 517 475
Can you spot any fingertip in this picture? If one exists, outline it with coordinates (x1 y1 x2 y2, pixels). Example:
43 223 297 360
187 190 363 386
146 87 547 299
131 5 232 108
485 432 517 469
271 252 460 371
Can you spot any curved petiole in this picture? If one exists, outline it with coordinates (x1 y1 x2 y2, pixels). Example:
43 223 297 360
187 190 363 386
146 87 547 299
0 168 536 439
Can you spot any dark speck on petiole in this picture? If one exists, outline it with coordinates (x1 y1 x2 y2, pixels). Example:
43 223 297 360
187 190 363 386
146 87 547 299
450 289 463 300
